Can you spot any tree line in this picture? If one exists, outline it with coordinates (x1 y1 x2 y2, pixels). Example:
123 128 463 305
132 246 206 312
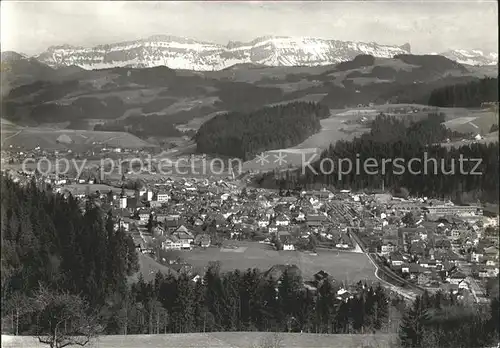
195 102 330 160
428 77 498 107
111 265 392 335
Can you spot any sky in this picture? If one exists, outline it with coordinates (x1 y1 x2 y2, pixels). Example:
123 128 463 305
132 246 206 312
1 1 498 56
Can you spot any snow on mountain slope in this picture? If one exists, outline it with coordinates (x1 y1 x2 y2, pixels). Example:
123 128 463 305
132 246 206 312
35 35 412 71
439 49 498 66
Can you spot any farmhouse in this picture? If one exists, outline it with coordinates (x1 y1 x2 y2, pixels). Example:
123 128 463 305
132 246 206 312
446 271 467 285
171 225 194 249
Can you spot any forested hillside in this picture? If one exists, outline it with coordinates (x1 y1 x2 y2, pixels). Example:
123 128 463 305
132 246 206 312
428 77 498 107
94 114 183 137
398 291 499 348
258 113 499 203
195 102 330 160
1 177 138 336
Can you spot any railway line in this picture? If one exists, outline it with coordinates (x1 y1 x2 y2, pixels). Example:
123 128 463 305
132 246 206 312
349 228 423 301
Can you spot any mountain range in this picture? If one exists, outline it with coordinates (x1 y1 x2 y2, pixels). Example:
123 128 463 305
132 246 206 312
10 35 496 71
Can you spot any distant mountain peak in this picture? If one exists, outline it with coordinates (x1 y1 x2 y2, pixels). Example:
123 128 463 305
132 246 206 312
400 43 411 53
439 49 497 66
1 51 28 61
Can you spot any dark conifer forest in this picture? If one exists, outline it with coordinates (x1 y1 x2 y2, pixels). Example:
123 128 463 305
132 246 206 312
428 77 498 107
398 291 499 348
94 113 183 137
195 102 330 160
0 177 139 311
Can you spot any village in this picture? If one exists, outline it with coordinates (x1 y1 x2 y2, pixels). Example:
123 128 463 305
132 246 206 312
2 145 499 306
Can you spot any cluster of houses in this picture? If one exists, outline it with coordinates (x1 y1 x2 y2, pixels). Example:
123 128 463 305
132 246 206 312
354 193 499 303
108 182 358 254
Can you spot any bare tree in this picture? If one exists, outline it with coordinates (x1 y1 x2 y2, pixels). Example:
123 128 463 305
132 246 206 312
31 286 102 348
4 292 34 335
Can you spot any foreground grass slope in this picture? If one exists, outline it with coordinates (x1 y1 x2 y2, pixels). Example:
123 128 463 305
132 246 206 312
1 332 397 348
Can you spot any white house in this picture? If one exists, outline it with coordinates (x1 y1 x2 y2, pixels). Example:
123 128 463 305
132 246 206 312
471 251 483 263
275 214 290 226
458 279 470 290
162 236 182 250
295 211 306 222
115 219 130 232
257 219 269 228
138 188 147 198
138 210 151 223
157 192 170 202
381 243 396 256
268 224 278 234
119 195 127 209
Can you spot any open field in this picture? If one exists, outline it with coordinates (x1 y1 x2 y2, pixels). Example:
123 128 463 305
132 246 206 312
1 126 154 150
293 112 370 149
174 241 377 283
1 332 397 348
242 109 371 171
443 110 498 135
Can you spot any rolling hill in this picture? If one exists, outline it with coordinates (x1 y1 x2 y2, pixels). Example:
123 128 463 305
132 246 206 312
1 53 497 148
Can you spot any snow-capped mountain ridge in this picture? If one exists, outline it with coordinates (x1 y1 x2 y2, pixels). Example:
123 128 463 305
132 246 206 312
439 49 498 66
32 35 498 70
